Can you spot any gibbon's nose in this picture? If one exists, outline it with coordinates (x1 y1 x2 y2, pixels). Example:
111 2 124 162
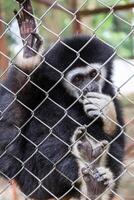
83 84 99 95
83 88 89 96
91 85 99 92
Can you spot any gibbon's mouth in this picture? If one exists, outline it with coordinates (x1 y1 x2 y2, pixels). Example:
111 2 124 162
79 85 100 101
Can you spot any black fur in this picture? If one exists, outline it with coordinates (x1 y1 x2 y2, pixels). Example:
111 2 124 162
0 35 125 199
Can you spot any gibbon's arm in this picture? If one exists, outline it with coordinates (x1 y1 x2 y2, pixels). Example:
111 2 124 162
14 0 43 71
0 0 43 149
2 0 43 93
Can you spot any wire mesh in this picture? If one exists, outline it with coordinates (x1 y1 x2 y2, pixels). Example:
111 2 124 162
0 0 134 200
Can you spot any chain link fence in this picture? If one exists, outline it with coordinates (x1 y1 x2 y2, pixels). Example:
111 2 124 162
0 0 134 200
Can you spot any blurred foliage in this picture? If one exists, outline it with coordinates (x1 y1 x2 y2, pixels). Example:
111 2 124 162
1 0 19 22
121 93 134 107
0 0 134 58
90 11 133 58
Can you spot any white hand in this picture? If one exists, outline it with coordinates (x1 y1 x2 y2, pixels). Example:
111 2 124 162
83 92 117 135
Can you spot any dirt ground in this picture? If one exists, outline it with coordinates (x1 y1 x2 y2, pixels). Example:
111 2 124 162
0 98 134 200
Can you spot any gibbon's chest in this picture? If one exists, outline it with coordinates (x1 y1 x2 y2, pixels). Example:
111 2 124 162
34 98 105 144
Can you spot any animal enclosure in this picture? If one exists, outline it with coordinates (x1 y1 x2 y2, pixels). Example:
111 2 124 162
0 0 134 200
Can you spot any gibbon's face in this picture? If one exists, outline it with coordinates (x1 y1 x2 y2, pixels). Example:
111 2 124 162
64 63 107 100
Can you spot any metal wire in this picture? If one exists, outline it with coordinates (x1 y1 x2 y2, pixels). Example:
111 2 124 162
0 0 134 200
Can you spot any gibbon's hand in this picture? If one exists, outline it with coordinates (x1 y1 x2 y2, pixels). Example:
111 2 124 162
14 0 43 70
72 126 113 200
82 166 114 199
83 92 117 135
72 126 108 163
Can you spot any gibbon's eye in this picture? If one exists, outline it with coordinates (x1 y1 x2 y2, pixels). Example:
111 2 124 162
89 69 98 79
72 74 84 85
